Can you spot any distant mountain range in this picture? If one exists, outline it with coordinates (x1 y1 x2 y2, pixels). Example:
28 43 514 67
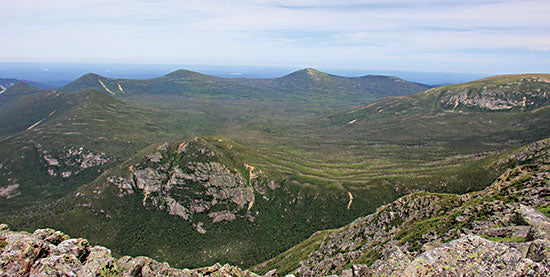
58 67 431 99
0 62 490 85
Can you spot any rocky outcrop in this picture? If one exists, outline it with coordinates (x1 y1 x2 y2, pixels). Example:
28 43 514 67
438 76 550 111
349 235 549 276
291 192 466 276
0 183 19 199
499 138 550 166
107 138 276 233
257 139 550 276
36 144 110 178
0 224 272 276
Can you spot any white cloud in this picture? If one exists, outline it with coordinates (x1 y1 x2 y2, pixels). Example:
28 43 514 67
0 0 549 73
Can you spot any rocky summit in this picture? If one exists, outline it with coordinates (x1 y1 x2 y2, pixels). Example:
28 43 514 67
0 224 274 277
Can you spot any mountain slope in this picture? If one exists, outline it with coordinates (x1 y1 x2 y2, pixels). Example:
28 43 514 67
0 81 42 106
338 73 550 116
3 139 548 276
0 89 166 210
54 68 433 153
4 136 541 270
253 138 550 276
4 137 369 269
304 74 550 148
0 89 82 137
0 78 18 94
276 68 430 97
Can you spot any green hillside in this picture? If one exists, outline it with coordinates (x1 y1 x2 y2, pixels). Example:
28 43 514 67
0 89 167 210
281 74 550 149
0 81 42 106
0 78 18 93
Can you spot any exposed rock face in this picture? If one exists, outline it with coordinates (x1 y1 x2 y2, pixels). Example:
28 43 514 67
260 139 550 276
107 138 276 232
499 139 550 165
36 144 110 178
0 183 19 199
292 192 465 276
438 76 550 111
0 225 270 276
0 162 21 199
351 235 549 276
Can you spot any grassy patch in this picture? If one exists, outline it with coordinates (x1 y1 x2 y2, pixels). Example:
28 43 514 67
536 203 550 218
354 248 382 266
482 235 526 243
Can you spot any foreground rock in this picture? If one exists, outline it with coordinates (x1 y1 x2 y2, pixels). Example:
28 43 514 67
0 224 273 276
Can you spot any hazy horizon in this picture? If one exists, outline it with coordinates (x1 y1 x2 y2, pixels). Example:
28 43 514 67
0 62 492 87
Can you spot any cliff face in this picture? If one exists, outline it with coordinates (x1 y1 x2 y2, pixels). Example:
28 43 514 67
436 75 550 112
105 137 276 233
0 224 274 277
254 139 550 276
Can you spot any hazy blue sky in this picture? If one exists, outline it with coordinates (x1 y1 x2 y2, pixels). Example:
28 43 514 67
1 0 549 74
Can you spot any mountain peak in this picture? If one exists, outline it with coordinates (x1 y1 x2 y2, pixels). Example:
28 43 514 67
302 67 322 74
6 81 39 91
0 81 42 106
78 73 105 80
281 68 329 81
163 69 215 79
66 73 108 85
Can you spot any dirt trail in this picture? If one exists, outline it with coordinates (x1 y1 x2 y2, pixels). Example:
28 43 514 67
347 191 353 210
98 80 115 95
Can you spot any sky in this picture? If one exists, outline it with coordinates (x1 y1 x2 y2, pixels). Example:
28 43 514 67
1 0 550 74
